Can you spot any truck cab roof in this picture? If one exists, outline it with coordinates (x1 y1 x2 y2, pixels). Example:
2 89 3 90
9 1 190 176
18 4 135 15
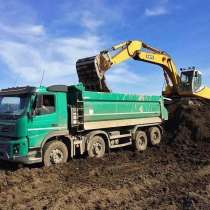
0 83 96 96
0 86 36 96
47 85 68 92
0 85 72 96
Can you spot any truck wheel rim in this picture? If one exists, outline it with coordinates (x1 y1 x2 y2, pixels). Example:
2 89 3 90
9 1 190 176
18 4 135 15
138 136 145 147
92 142 103 156
152 130 160 142
50 149 64 164
152 132 159 140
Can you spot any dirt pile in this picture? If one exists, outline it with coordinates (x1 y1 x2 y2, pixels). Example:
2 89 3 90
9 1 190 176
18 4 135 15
166 103 210 144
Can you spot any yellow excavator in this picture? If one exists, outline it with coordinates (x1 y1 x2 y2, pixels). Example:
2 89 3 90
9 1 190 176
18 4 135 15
76 40 210 103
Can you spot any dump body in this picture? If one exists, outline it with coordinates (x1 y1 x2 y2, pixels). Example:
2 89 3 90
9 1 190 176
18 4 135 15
69 84 168 130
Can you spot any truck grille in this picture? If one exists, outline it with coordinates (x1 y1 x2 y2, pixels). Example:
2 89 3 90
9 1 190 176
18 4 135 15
0 126 9 132
0 124 14 133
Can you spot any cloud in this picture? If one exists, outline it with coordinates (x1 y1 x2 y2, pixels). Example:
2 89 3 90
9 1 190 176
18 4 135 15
0 0 133 88
81 12 104 31
56 1 125 32
0 1 115 87
107 64 146 85
145 6 168 16
0 23 44 36
145 0 169 17
105 64 162 94
0 23 104 86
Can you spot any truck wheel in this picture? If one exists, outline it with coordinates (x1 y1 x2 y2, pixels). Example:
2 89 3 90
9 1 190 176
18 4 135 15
148 126 161 146
43 140 68 166
87 135 106 158
134 131 147 151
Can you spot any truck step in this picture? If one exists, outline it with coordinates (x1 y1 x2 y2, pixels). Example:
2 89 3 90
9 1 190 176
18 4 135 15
110 141 132 148
110 133 131 140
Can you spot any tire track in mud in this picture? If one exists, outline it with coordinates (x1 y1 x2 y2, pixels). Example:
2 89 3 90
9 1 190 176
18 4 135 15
1 140 210 210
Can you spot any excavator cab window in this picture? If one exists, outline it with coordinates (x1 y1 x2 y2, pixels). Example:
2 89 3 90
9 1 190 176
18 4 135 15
192 71 202 92
180 70 194 92
180 70 202 93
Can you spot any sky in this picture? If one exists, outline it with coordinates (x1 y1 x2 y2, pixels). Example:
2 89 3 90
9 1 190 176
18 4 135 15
0 0 210 94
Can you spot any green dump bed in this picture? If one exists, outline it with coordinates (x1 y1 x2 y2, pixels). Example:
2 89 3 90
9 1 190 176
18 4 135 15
68 84 168 130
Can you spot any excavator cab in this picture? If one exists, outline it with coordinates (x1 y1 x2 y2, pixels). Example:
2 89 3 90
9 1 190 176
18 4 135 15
180 68 202 93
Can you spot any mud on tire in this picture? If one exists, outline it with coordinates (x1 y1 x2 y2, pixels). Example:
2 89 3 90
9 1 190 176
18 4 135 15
134 130 148 151
87 135 106 158
43 140 68 166
148 126 162 146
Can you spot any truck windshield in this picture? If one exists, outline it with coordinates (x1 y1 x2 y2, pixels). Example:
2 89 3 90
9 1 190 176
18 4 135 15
0 95 28 116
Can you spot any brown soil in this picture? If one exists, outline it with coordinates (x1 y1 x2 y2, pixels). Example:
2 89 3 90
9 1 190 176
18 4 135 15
1 104 210 210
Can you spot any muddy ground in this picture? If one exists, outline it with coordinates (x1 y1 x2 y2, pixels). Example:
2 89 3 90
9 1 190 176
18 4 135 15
1 105 210 210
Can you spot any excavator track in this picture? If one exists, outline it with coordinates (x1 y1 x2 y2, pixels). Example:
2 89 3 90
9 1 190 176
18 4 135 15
76 55 110 92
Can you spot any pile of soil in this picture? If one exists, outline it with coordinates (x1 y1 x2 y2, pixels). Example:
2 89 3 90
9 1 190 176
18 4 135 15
166 103 210 144
0 104 210 210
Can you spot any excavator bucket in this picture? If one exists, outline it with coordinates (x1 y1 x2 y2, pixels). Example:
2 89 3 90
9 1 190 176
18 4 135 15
76 54 111 92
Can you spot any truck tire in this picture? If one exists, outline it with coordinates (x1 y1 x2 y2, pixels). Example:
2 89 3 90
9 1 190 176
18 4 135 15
87 135 106 158
148 126 161 146
43 140 68 166
134 130 147 151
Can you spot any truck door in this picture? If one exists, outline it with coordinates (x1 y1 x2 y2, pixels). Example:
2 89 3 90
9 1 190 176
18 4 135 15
27 93 63 148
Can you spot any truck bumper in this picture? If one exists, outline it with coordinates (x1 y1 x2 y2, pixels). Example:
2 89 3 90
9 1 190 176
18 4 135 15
0 139 42 164
0 150 41 164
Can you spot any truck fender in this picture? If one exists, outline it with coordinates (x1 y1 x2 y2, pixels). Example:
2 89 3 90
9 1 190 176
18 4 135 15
156 125 164 135
132 125 144 139
85 130 110 151
40 130 73 156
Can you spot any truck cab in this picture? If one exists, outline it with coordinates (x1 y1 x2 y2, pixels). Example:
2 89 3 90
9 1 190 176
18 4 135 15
0 86 69 164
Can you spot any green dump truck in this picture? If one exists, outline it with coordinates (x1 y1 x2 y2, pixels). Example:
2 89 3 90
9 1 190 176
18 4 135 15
0 83 168 166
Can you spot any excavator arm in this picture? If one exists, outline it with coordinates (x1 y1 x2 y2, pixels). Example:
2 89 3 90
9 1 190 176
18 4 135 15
76 40 180 95
108 41 180 88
